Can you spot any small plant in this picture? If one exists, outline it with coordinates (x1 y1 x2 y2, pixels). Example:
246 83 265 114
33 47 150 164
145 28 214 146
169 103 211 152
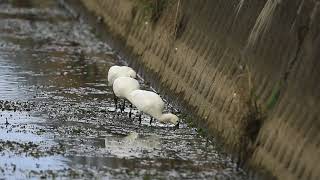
236 65 265 166
243 65 264 143
134 0 169 23
244 96 263 143
265 82 281 110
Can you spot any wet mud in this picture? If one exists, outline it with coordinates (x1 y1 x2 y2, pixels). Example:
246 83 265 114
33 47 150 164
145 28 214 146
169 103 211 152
0 0 248 179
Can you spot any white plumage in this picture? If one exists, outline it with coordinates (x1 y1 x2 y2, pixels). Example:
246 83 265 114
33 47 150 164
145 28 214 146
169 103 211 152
110 67 179 127
113 77 140 99
108 65 136 110
112 77 139 112
127 90 179 125
107 65 136 86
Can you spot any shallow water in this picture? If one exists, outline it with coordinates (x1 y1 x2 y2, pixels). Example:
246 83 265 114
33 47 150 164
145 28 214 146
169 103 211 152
0 0 248 179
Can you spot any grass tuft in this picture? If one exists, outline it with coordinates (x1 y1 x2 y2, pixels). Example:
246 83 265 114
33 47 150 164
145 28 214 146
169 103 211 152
133 0 169 23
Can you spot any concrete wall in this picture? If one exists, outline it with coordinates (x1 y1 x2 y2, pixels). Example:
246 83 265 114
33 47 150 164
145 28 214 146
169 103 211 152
78 0 320 179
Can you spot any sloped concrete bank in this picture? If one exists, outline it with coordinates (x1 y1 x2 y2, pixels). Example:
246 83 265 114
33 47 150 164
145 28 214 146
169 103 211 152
64 0 320 179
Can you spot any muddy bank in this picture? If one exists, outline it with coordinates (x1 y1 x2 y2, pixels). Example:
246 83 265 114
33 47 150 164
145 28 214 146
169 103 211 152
74 0 320 179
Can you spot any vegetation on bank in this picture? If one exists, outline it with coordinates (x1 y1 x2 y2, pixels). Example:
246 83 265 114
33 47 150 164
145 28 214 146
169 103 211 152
132 0 170 23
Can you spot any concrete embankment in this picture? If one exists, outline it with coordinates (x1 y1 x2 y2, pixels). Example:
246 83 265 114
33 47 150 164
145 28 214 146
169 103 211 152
74 0 320 179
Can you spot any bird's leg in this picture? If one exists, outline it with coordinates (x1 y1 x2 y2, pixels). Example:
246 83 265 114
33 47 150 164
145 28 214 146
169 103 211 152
138 112 142 124
174 121 180 130
120 99 125 113
5 118 9 127
113 93 118 110
149 117 153 125
205 137 209 147
129 103 133 118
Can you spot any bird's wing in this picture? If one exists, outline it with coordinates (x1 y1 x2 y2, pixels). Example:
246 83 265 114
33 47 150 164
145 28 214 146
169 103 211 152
129 90 165 113
108 74 118 85
107 66 120 84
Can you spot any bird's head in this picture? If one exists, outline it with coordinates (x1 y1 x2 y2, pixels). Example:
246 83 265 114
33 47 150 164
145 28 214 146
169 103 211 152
127 69 136 79
160 113 179 125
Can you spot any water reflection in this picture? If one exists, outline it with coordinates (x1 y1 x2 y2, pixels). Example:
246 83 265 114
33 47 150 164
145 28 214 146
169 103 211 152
103 132 160 158
0 55 26 100
0 155 67 176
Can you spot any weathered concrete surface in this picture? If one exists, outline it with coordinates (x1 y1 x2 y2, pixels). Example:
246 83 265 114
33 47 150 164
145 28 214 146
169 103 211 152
77 0 320 179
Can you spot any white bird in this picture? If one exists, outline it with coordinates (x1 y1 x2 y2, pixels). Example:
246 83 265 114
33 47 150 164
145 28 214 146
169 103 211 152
113 77 140 114
108 65 137 108
108 65 136 86
127 90 179 127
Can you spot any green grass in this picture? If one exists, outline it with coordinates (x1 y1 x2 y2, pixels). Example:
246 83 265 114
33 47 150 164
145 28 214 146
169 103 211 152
133 0 169 23
265 82 281 110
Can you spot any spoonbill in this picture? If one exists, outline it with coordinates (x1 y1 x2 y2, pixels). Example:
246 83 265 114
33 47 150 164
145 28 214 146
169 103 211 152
127 90 179 128
113 77 140 114
108 66 136 86
108 65 136 108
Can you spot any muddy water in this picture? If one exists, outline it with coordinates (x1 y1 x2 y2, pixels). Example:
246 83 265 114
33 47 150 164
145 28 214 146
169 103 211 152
0 0 248 179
